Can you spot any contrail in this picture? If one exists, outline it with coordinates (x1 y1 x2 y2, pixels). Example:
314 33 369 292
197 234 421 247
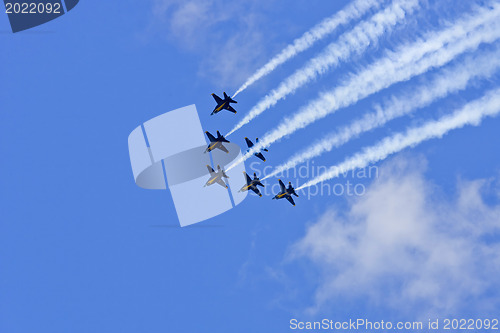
232 0 380 97
297 87 500 190
226 3 500 171
262 46 500 180
228 0 420 136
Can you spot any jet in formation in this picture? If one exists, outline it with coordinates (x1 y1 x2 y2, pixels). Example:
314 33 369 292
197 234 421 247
272 179 299 206
245 137 268 162
239 172 265 197
211 92 237 115
204 165 229 189
205 130 230 153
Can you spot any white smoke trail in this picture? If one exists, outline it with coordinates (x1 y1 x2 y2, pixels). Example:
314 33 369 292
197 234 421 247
228 0 419 135
226 3 500 171
262 46 500 180
232 0 380 97
297 87 500 190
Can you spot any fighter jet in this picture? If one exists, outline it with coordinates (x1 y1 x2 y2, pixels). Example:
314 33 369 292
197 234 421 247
211 92 237 115
205 130 230 153
245 137 268 162
272 179 299 206
239 172 265 197
204 165 229 189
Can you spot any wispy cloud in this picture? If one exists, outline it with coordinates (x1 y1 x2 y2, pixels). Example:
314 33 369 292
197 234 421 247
151 0 233 47
148 0 274 86
297 87 500 190
232 0 381 97
263 45 500 180
228 3 500 169
228 0 420 136
289 156 500 316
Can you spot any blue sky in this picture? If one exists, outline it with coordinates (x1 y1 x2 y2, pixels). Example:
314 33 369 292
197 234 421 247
1 0 500 332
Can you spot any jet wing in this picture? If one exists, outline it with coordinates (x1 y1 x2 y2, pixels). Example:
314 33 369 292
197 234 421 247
212 93 223 104
245 137 254 148
206 131 217 142
245 172 252 184
251 187 262 197
206 165 215 175
255 152 266 162
226 105 237 113
286 196 296 206
216 178 228 188
279 179 286 192
218 143 229 154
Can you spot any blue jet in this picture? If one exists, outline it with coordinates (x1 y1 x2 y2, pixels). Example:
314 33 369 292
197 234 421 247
245 137 268 162
204 165 229 189
272 179 299 206
239 172 265 197
205 131 230 153
211 92 237 115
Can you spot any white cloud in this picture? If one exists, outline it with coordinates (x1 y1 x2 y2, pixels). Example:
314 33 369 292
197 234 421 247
152 0 231 43
289 156 500 317
148 0 273 86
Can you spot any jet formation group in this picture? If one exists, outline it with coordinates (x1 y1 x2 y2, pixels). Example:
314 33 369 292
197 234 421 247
204 92 298 206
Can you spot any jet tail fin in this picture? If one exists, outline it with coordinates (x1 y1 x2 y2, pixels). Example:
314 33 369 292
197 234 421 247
224 91 237 103
215 131 229 142
219 165 229 178
217 130 229 142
